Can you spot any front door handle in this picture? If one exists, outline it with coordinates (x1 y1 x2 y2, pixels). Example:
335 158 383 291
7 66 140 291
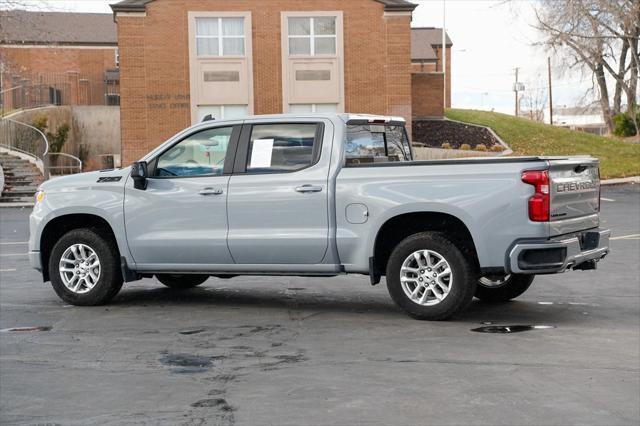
199 187 224 196
295 184 323 193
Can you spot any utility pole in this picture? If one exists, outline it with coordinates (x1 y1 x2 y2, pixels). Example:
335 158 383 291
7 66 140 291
442 0 447 111
514 67 520 117
547 57 554 125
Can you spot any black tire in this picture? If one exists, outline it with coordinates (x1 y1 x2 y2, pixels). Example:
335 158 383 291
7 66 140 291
49 228 123 306
474 274 535 303
156 274 209 289
386 232 476 320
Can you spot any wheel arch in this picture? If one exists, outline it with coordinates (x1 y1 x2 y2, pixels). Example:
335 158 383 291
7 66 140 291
371 210 481 278
39 213 122 282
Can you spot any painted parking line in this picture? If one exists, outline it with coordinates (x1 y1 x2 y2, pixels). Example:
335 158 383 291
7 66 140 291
0 269 17 272
0 242 28 245
600 197 615 202
610 234 640 241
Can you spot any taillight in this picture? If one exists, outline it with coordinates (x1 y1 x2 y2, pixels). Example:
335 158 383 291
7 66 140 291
522 170 550 222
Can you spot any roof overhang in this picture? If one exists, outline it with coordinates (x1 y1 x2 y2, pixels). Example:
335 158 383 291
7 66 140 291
110 0 417 14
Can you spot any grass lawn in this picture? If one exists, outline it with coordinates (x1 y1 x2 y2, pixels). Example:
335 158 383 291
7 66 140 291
445 109 640 179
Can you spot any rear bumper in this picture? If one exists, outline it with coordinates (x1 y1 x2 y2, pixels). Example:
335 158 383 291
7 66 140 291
508 228 610 274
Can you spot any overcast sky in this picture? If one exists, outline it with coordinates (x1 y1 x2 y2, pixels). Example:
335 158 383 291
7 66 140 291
21 0 594 116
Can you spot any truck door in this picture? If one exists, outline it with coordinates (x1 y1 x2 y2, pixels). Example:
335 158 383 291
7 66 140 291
124 125 240 268
226 120 331 264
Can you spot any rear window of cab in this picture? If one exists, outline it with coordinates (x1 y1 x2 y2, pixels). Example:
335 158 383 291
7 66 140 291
345 124 412 165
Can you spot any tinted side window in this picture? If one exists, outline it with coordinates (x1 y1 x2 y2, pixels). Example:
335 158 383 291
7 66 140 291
246 123 319 173
155 127 233 177
345 124 411 165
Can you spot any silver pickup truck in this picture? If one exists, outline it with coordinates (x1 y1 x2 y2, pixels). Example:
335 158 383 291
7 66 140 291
29 113 610 320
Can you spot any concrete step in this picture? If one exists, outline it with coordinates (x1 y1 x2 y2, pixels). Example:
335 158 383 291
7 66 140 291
1 165 39 171
0 197 34 204
3 186 39 193
3 171 42 177
0 162 34 167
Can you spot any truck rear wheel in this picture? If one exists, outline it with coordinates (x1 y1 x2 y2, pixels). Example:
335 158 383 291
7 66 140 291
474 274 534 302
386 232 476 320
156 274 209 289
49 228 123 306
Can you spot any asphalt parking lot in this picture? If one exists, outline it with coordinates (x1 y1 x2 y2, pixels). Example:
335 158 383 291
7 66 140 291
1 184 639 426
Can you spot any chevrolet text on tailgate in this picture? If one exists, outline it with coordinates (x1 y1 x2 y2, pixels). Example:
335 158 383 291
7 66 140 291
29 114 610 320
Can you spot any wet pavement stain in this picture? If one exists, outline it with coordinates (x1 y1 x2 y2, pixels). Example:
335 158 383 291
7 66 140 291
471 325 555 333
0 326 52 333
160 353 219 373
191 398 234 411
179 329 206 335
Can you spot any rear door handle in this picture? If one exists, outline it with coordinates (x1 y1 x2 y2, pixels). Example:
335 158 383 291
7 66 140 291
295 185 323 193
199 187 224 196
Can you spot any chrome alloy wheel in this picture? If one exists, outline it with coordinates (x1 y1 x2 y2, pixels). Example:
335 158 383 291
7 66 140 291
59 244 101 294
479 275 512 288
400 249 453 306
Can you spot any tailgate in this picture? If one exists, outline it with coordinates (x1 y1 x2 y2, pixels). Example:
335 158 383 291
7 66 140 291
548 157 600 236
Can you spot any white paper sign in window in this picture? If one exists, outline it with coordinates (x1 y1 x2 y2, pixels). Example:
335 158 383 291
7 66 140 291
249 139 274 168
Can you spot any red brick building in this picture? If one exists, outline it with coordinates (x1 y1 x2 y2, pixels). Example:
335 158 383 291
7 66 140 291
411 27 452 118
0 10 119 110
110 0 451 164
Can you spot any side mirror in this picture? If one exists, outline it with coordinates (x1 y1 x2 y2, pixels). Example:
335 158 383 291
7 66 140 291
131 161 148 190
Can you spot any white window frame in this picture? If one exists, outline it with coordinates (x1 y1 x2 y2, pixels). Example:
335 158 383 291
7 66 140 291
197 104 249 122
290 103 338 113
288 16 337 56
195 17 246 57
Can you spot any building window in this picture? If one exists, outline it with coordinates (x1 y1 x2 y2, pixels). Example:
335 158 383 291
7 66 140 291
196 17 245 56
288 17 336 56
197 105 248 122
289 103 338 113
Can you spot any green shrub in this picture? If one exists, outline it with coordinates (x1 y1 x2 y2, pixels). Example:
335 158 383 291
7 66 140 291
31 114 69 153
475 144 487 151
441 142 452 150
613 113 638 137
49 124 69 153
459 143 471 151
32 115 48 132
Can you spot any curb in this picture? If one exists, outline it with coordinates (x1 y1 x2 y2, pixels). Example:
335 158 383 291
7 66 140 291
601 176 639 186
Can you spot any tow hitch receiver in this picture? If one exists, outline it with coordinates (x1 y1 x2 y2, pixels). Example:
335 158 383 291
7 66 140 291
573 260 598 271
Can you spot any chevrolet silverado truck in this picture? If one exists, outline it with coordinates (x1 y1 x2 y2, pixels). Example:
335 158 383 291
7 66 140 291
29 114 610 320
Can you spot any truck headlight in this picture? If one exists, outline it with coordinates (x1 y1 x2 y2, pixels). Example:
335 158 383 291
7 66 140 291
35 190 45 204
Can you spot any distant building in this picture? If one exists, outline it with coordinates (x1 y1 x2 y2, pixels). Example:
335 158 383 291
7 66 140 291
0 10 119 110
554 104 607 136
411 27 452 118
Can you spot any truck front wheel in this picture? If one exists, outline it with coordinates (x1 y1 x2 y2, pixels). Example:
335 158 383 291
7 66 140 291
474 274 534 302
49 228 123 306
386 232 476 320
156 274 209 289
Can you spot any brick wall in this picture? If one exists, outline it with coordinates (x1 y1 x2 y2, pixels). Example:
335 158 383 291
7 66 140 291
117 0 413 164
0 46 117 108
410 45 451 112
412 73 444 118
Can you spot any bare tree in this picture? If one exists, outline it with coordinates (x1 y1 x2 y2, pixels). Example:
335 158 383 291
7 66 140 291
521 82 548 123
532 0 639 133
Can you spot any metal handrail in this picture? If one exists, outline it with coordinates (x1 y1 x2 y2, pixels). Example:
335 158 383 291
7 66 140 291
0 117 51 178
3 117 49 157
48 152 82 175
